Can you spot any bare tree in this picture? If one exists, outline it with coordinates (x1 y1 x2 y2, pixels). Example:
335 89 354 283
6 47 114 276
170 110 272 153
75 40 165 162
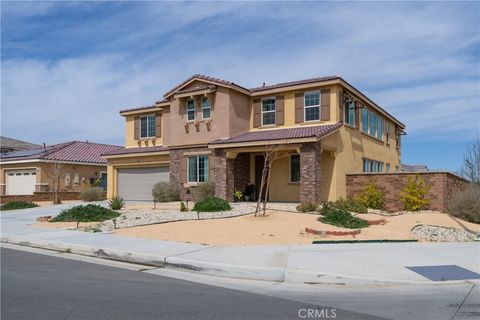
460 139 480 185
46 162 65 204
254 146 291 217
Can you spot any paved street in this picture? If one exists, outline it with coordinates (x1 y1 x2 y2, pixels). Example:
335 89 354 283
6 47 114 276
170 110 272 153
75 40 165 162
1 247 382 320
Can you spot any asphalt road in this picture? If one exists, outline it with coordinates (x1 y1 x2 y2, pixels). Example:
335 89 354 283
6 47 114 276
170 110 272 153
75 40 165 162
1 248 383 320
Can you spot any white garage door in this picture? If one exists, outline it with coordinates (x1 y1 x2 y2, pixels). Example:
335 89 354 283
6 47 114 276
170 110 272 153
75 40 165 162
6 170 37 195
117 167 169 201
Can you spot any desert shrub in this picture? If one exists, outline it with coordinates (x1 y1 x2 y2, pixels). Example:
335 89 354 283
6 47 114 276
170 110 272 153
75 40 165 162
0 201 38 211
51 204 120 222
152 182 180 202
356 181 384 209
79 187 105 202
180 201 188 212
328 197 367 213
191 182 216 202
447 185 480 224
296 202 319 213
108 197 125 210
319 203 369 229
192 197 231 212
400 175 431 211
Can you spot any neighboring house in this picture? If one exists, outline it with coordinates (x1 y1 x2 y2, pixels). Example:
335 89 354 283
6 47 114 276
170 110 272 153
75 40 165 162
0 136 41 154
0 141 121 196
103 74 405 202
401 164 429 173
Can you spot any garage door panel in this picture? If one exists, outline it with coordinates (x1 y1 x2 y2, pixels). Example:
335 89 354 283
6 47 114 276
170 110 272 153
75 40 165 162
6 170 36 195
117 167 169 201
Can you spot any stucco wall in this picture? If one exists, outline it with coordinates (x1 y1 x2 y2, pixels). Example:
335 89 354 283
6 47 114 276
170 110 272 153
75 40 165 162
125 114 164 148
346 172 468 212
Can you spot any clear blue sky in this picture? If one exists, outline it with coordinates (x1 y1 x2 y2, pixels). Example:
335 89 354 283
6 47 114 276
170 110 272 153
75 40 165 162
1 1 479 172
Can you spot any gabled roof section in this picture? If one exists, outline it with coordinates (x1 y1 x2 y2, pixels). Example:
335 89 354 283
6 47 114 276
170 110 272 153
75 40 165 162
0 136 41 150
210 122 342 146
163 74 250 98
250 75 340 92
1 141 122 164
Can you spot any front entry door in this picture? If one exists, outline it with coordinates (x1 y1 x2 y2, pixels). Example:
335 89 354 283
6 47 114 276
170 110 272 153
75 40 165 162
254 155 269 201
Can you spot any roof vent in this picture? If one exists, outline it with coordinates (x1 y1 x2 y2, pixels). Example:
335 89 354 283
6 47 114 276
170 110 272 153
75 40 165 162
262 82 265 87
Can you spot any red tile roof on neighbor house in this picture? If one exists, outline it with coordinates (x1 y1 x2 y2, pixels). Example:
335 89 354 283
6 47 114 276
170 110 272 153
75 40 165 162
210 122 343 145
0 141 122 164
102 145 169 156
250 75 340 92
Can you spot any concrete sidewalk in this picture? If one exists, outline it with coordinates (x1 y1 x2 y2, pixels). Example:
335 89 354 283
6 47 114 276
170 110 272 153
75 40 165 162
2 204 479 284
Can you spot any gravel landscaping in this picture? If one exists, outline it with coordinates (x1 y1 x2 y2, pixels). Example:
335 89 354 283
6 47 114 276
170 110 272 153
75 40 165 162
411 225 480 242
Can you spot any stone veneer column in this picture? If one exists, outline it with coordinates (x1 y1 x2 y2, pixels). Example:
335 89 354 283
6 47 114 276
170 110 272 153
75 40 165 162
169 149 186 199
300 142 321 203
213 149 234 201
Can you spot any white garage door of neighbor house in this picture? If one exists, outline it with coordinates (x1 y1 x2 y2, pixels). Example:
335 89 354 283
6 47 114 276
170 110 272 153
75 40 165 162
6 170 37 195
117 167 169 201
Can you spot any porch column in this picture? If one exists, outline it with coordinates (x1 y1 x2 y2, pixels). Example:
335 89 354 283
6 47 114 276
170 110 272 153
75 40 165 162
300 142 321 203
213 149 234 201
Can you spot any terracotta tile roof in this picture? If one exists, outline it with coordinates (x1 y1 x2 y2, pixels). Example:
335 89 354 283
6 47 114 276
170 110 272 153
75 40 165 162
102 145 169 156
119 105 157 114
163 74 249 97
210 122 342 145
1 141 122 164
250 75 340 92
175 85 216 95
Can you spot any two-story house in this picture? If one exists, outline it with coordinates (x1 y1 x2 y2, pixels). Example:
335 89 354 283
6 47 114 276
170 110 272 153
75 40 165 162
103 74 405 203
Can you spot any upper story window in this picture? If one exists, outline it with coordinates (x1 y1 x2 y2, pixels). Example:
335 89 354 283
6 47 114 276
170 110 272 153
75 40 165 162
304 92 320 121
262 98 276 126
290 154 300 183
187 99 195 121
188 155 208 183
376 115 383 140
361 108 369 134
385 122 391 144
361 108 383 140
202 97 211 119
140 115 156 138
344 101 355 126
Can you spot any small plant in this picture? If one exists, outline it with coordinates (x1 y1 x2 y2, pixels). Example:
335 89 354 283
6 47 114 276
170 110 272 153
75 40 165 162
108 197 125 210
180 201 188 212
233 190 243 202
79 187 105 202
296 202 319 213
447 185 480 223
192 197 231 212
0 201 38 211
152 182 180 202
191 182 216 202
51 204 120 222
400 175 431 211
356 181 385 209
328 198 367 213
319 203 369 229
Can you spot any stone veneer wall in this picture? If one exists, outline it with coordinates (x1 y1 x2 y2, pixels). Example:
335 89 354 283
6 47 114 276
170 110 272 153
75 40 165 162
233 153 250 193
0 192 80 204
300 142 322 203
213 149 234 201
346 172 468 212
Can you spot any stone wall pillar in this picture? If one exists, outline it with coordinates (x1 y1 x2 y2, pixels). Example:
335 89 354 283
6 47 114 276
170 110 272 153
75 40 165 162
300 142 321 203
213 149 234 201
234 152 250 193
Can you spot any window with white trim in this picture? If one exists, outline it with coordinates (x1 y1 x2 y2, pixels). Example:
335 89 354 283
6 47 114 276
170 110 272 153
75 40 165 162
363 158 384 173
188 155 209 183
344 101 355 126
187 99 195 121
304 92 320 121
290 154 300 183
262 98 276 126
202 97 211 119
140 115 156 138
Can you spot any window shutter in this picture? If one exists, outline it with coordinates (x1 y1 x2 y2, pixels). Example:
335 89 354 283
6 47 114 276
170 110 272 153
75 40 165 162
295 93 304 123
180 156 187 183
355 102 360 129
134 117 139 140
208 155 215 182
275 95 284 125
339 91 344 123
155 113 162 138
253 99 261 128
321 89 330 121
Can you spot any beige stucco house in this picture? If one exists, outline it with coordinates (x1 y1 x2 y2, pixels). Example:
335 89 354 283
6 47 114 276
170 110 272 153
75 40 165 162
103 74 405 202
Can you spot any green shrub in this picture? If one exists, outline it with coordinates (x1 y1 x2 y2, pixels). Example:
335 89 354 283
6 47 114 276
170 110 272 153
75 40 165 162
328 197 367 213
319 203 369 229
0 201 38 211
51 204 120 222
152 182 180 202
192 197 231 212
180 201 188 212
79 187 105 202
191 182 216 202
296 202 319 213
356 181 384 209
108 197 125 210
447 185 480 224
400 175 431 211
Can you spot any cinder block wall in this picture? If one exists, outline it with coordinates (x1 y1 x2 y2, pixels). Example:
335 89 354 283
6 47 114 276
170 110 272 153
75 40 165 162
346 172 468 212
